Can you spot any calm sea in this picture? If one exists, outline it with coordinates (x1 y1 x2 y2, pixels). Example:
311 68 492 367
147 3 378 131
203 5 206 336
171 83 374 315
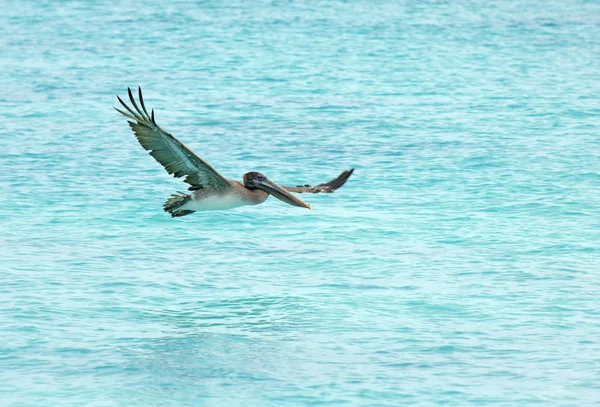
1 0 599 405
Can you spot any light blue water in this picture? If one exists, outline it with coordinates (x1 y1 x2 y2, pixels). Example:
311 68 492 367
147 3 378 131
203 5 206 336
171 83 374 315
1 0 600 405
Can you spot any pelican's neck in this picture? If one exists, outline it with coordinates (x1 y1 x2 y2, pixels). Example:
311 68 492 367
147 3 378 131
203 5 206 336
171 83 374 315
231 180 269 206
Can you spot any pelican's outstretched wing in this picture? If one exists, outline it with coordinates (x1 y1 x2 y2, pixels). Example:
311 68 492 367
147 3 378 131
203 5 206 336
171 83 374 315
283 169 354 193
115 87 231 191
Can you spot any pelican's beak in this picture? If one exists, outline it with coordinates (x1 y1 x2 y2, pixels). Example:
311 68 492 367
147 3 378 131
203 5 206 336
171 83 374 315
255 177 312 210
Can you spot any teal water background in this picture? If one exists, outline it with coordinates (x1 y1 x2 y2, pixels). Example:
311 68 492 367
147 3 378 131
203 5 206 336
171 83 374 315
2 1 600 405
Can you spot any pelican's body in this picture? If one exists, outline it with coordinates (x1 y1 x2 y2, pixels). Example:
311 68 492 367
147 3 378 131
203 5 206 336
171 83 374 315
115 88 354 217
182 181 268 212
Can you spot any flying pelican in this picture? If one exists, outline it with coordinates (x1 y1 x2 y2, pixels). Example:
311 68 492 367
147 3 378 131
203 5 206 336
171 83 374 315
115 88 354 217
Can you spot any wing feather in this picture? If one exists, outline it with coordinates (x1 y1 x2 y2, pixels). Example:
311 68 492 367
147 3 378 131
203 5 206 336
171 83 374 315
116 87 231 190
283 169 354 193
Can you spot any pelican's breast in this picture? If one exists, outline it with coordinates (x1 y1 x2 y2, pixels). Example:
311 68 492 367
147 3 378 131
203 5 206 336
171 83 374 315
181 183 268 212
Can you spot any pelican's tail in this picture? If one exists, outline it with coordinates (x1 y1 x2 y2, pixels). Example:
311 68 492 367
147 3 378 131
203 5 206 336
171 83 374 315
164 191 195 217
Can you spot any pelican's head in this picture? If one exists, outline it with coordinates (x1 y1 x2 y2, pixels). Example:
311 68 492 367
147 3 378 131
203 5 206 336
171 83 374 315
243 172 312 210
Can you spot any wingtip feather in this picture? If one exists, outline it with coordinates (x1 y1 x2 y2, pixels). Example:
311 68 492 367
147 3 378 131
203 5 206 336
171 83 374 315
138 86 151 118
114 106 137 120
127 86 148 120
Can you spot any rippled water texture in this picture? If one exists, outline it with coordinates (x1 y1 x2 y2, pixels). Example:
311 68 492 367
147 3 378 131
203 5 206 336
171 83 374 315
2 0 600 405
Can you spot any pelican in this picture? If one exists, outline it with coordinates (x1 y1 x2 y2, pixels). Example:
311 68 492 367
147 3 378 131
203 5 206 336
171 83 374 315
115 88 354 217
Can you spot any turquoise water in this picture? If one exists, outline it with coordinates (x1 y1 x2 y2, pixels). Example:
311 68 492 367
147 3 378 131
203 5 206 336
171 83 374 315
2 0 600 405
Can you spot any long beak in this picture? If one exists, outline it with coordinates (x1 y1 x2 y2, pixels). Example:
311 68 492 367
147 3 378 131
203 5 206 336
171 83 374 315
255 177 312 210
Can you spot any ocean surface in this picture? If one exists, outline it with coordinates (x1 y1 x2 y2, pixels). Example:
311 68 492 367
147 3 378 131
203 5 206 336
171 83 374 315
1 0 600 405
